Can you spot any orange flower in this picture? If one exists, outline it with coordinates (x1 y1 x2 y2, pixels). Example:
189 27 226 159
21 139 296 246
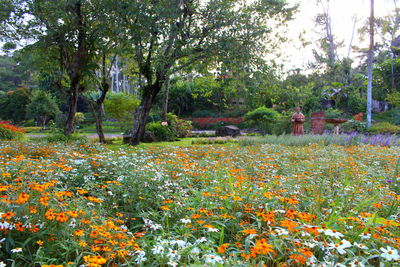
55 213 69 223
242 229 257 235
90 230 99 238
83 255 107 264
250 238 274 257
280 219 299 232
36 240 44 246
39 195 50 207
45 209 56 220
74 230 85 236
218 243 230 254
289 254 307 264
1 211 15 220
16 192 29 204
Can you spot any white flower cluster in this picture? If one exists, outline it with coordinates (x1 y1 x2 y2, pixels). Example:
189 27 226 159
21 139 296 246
143 218 162 232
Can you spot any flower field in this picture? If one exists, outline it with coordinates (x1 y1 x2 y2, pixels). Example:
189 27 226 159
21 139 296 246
0 141 399 266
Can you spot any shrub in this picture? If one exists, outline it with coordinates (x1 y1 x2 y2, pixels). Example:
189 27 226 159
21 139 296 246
369 122 400 134
166 113 192 138
145 121 174 141
0 121 25 140
324 108 345 119
244 106 280 134
271 112 292 135
74 112 86 128
145 114 192 141
386 91 400 108
45 127 87 143
340 120 368 133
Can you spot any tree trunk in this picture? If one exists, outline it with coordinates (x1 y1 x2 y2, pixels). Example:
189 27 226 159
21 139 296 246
89 101 106 144
391 52 396 91
130 84 161 145
65 88 79 136
41 116 47 130
161 76 170 120
367 0 374 129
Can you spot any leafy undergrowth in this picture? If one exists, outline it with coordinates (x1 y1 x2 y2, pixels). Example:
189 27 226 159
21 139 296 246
0 142 399 266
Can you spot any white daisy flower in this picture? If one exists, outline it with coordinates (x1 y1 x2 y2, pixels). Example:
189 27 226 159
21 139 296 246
380 246 399 261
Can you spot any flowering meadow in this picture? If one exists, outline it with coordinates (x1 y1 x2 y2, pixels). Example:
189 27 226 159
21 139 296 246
0 141 399 266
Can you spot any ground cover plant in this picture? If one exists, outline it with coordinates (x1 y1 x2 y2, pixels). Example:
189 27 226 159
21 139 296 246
0 141 399 266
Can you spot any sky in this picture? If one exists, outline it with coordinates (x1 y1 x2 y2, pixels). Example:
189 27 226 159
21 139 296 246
281 0 397 71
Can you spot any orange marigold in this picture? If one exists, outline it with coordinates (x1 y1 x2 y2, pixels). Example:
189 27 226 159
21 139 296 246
16 192 29 204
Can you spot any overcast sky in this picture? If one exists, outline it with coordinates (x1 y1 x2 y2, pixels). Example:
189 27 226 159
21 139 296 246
280 0 396 70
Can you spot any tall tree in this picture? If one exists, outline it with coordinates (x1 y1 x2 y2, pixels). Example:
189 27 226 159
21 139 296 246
315 0 336 66
367 0 375 128
3 0 115 135
114 0 296 145
375 0 399 91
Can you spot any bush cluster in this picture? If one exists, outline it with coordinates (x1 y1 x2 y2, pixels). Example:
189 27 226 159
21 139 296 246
369 122 400 134
145 113 192 141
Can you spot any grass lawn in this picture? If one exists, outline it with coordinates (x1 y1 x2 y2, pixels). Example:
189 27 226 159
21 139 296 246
0 141 399 266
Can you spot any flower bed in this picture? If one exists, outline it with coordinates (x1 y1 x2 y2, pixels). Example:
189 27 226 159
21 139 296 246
0 142 399 266
0 121 25 140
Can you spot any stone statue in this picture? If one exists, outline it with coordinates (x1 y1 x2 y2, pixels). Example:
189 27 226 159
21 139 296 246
291 107 305 136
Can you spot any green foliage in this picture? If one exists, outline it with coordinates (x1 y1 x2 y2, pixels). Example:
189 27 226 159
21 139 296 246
373 58 400 100
191 110 216 118
369 122 400 134
145 121 173 141
74 112 86 128
45 131 88 143
272 112 293 135
0 87 31 123
145 113 192 141
340 120 368 133
372 109 400 125
0 54 34 92
324 108 345 119
166 113 192 138
386 91 400 108
104 93 139 131
26 90 60 128
244 106 281 134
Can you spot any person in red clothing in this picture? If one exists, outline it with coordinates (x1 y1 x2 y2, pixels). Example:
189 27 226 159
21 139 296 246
291 107 305 136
